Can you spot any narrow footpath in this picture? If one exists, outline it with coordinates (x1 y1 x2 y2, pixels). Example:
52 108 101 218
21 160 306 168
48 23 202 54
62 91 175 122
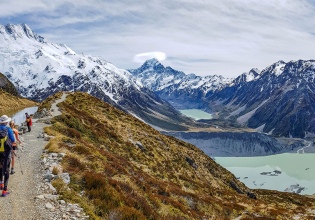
0 93 72 219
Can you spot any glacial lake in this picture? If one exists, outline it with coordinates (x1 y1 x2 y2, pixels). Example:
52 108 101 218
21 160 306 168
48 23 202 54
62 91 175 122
179 109 212 120
215 153 315 195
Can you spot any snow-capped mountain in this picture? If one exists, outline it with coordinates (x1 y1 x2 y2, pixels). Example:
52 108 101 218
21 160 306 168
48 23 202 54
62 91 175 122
131 58 315 138
129 58 232 109
206 60 315 138
0 24 192 130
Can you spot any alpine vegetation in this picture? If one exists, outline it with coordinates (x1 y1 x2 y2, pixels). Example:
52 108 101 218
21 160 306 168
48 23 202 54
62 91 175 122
40 92 315 219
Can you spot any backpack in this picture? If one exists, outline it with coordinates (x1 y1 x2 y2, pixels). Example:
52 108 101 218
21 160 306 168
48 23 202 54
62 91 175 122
0 127 12 153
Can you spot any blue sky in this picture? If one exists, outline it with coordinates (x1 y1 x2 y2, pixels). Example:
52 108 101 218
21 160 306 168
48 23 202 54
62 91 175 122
0 0 315 77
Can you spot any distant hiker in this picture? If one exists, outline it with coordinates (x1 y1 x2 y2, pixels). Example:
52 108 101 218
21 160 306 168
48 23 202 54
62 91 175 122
25 113 32 132
0 115 15 196
9 120 22 175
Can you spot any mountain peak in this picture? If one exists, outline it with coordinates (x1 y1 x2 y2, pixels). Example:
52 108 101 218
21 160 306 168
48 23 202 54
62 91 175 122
139 58 165 73
0 23 46 43
142 58 164 68
143 58 160 66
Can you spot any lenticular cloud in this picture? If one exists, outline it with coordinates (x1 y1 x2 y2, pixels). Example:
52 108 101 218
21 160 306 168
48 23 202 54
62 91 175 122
133 52 166 63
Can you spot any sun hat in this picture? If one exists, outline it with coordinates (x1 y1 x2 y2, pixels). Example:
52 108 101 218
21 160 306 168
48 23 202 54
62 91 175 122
0 115 11 124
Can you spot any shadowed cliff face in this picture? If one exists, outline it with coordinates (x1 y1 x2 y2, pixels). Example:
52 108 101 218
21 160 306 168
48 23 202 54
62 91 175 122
0 72 19 96
165 131 305 157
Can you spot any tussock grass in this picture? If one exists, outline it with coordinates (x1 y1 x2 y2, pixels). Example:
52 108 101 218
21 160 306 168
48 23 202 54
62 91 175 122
42 92 315 219
0 90 37 112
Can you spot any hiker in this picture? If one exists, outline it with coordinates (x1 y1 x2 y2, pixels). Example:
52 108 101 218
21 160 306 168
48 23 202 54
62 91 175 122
25 113 32 132
9 120 22 175
0 115 15 196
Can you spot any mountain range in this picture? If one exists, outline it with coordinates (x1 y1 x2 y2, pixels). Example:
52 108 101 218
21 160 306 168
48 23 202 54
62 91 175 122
129 58 232 109
130 58 315 138
207 60 315 138
1 23 315 138
0 24 192 131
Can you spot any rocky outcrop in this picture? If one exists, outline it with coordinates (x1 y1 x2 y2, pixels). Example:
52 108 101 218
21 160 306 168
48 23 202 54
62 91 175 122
35 150 89 220
165 131 305 157
0 72 19 96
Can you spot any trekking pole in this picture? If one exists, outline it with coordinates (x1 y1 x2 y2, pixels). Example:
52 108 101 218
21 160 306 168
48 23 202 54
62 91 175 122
13 151 23 175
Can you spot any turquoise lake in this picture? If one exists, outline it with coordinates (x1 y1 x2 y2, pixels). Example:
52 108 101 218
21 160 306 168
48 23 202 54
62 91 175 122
179 109 212 120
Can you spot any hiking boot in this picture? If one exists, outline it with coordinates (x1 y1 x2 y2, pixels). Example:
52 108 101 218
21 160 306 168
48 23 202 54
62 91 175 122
10 169 15 174
0 183 3 190
1 190 9 197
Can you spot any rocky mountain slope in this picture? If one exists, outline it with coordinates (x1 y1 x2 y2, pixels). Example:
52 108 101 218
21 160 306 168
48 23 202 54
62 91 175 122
0 24 192 131
207 60 315 138
38 92 315 219
0 72 19 96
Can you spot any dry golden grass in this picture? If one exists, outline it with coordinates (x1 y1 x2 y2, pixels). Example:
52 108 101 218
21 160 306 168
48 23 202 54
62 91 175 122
41 92 315 220
0 90 37 112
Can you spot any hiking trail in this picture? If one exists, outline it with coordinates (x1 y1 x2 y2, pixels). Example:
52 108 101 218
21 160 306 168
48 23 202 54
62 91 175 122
0 92 78 220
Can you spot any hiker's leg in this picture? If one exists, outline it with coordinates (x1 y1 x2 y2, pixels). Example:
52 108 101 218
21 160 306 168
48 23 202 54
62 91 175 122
0 156 4 182
3 152 11 190
11 149 15 169
11 149 15 174
0 167 3 183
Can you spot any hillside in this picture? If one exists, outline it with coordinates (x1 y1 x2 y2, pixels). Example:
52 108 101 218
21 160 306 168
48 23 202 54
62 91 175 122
0 87 36 112
39 92 315 219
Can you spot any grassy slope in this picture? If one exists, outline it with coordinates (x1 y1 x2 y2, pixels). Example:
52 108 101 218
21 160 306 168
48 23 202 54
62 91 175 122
42 92 315 220
0 90 37 112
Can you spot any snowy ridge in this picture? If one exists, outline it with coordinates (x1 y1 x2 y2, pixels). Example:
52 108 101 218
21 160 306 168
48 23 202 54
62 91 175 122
0 24 137 101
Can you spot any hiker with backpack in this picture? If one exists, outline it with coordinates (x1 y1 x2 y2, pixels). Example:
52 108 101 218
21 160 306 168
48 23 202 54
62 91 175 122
9 120 22 175
25 112 32 132
0 115 15 196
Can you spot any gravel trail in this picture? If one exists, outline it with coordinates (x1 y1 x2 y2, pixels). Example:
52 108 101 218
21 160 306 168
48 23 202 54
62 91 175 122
0 93 68 219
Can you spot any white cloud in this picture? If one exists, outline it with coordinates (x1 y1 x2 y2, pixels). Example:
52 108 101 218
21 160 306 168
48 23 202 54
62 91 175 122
0 0 315 77
133 52 166 63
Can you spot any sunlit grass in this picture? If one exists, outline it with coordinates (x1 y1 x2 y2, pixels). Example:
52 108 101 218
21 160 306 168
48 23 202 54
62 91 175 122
40 92 315 219
0 90 37 112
